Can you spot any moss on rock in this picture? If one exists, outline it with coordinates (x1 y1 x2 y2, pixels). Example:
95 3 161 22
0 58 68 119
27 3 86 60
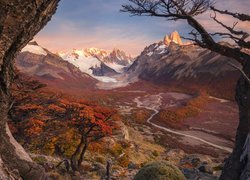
134 161 186 180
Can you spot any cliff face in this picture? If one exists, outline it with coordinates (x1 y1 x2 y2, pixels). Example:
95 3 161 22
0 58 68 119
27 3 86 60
164 31 183 45
0 1 60 179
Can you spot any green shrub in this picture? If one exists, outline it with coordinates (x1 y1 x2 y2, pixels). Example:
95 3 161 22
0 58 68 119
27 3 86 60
134 161 186 180
32 156 47 165
46 171 63 180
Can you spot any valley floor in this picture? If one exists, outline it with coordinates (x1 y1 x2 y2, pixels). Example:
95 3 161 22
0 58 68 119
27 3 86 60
75 80 238 177
132 92 236 157
13 78 238 179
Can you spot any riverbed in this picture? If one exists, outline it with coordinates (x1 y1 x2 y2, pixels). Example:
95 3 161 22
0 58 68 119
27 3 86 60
133 92 237 157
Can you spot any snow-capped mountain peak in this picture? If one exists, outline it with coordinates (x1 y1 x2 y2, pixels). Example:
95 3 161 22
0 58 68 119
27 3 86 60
57 47 134 82
142 32 193 58
21 42 47 56
84 48 109 58
21 42 133 83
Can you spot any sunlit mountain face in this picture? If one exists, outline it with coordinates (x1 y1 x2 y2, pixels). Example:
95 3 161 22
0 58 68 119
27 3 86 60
58 47 133 74
58 48 133 83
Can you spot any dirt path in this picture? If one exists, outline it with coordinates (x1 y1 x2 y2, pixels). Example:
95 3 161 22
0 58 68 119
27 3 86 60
134 93 233 153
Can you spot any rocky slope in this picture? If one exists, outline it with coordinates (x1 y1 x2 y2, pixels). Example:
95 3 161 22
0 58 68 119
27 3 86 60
128 32 240 99
15 42 97 90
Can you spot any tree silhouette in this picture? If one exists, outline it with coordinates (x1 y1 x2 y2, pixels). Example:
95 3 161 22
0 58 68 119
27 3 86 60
122 0 250 179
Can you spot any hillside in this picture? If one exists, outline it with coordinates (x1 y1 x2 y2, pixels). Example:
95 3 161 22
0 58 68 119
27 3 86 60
16 42 97 91
128 32 240 99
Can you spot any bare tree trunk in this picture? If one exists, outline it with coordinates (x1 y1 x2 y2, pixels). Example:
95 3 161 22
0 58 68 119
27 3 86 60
106 160 112 180
70 136 89 172
71 136 85 171
78 142 88 168
0 0 59 179
220 61 250 180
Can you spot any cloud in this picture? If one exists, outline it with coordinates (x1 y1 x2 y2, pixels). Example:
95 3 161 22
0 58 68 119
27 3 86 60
35 22 159 56
35 0 250 55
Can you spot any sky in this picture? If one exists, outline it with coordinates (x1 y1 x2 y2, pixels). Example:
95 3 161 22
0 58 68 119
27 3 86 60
34 0 250 56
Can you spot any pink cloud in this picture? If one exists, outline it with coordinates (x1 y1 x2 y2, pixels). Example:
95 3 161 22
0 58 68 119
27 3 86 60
34 27 158 57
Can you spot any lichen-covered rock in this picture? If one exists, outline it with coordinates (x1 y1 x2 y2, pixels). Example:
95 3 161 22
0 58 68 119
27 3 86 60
134 161 186 180
0 157 12 179
198 164 214 174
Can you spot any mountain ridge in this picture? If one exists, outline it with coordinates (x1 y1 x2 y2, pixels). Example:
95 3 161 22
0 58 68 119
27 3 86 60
127 33 240 99
16 43 97 90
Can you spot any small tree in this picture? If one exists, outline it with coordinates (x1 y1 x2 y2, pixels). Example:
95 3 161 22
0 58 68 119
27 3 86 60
121 0 250 179
11 78 119 172
49 98 118 171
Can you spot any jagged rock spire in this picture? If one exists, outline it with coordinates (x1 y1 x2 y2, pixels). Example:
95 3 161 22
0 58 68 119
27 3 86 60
164 31 183 45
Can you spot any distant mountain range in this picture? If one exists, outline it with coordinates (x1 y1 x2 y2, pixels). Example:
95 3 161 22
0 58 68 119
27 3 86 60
58 47 133 81
127 32 240 99
16 32 241 98
17 42 134 84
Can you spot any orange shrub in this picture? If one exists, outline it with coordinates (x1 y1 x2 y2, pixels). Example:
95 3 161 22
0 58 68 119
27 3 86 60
88 142 105 154
133 109 151 124
109 143 124 157
24 118 45 136
153 94 210 128
117 153 130 168
17 104 43 112
48 104 65 113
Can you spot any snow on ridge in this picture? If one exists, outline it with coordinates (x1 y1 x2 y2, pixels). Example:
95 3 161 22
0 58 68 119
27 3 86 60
58 48 133 83
156 44 167 51
21 44 47 56
74 49 85 57
62 54 101 75
105 62 125 73
59 53 118 83
147 52 153 56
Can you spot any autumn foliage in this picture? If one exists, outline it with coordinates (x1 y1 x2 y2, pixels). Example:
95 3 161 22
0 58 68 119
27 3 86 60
153 92 211 129
9 73 120 163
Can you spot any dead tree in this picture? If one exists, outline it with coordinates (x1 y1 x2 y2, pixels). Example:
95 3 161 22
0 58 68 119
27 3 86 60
0 1 59 179
121 0 250 179
106 159 112 180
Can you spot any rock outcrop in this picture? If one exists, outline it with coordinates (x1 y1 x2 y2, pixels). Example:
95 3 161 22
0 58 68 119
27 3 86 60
0 1 59 179
164 31 183 45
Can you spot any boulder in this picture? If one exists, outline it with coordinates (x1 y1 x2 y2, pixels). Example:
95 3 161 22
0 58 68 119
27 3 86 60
134 161 186 180
182 168 218 180
198 164 214 174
